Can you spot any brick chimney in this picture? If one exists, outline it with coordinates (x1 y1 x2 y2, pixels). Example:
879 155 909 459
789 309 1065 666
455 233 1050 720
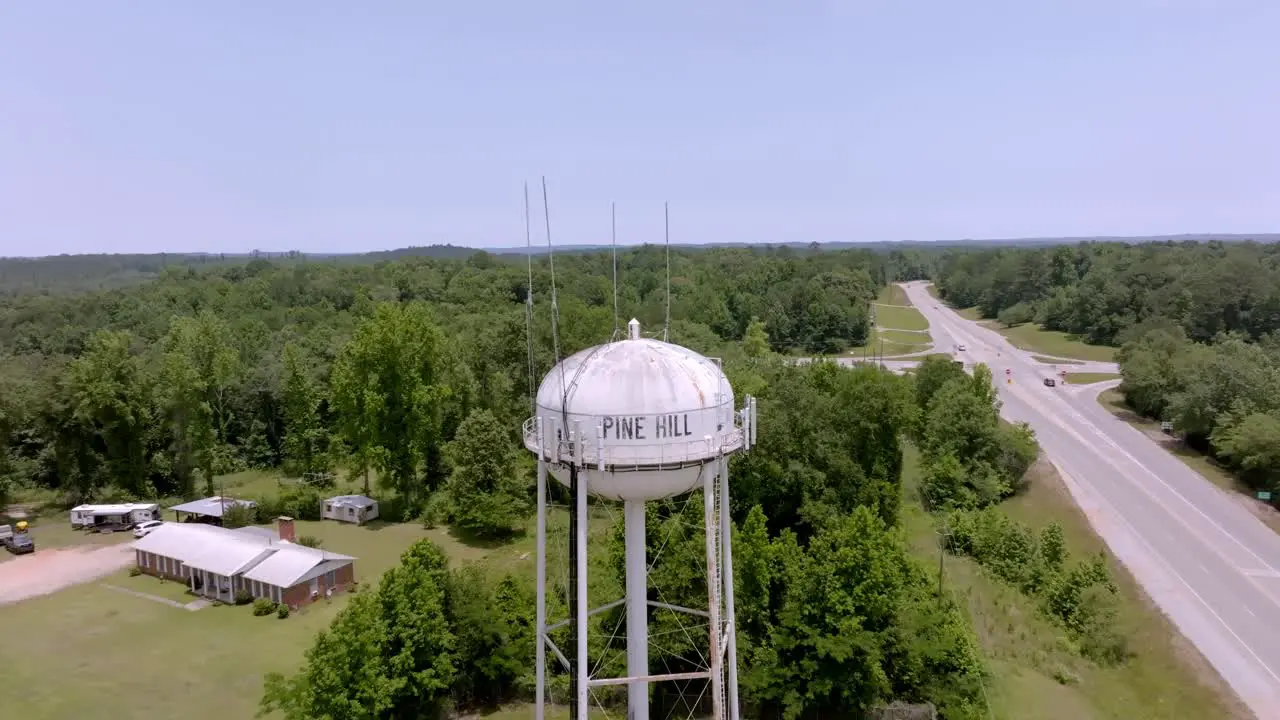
277 516 296 542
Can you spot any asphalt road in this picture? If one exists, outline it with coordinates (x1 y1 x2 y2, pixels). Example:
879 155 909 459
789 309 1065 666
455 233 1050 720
899 281 1280 719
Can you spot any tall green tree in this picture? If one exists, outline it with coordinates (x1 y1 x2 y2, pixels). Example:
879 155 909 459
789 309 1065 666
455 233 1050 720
441 408 528 537
331 302 451 509
260 540 457 719
280 343 327 477
162 312 240 496
66 330 153 496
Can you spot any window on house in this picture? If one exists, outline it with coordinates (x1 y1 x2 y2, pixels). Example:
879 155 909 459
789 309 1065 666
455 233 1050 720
325 504 332 512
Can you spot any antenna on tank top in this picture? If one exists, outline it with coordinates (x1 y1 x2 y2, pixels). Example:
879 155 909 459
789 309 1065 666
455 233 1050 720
663 201 672 342
523 183 536 418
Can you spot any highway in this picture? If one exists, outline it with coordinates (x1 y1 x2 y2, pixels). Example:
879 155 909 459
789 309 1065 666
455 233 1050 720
899 281 1280 719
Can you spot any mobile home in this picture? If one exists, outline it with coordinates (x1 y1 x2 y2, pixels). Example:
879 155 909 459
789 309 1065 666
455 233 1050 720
70 503 161 530
321 495 379 525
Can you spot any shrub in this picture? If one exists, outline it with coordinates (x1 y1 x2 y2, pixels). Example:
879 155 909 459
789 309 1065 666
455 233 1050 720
222 503 257 529
128 567 142 577
234 588 253 605
296 535 321 548
253 597 277 616
277 604 290 619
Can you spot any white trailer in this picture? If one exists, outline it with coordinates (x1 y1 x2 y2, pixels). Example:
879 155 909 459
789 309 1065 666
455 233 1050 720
70 503 161 530
320 495 379 525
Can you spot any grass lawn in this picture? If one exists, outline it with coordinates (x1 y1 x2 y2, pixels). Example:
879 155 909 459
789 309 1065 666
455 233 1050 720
1034 355 1083 365
995 323 1117 363
926 284 941 299
901 446 1248 720
874 303 929 332
0 516 541 720
879 328 931 346
956 306 985 321
846 327 931 359
1065 372 1121 385
0 499 631 720
877 283 912 306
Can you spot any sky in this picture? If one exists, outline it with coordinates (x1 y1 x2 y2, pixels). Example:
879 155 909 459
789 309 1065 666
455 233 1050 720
2 1 1278 256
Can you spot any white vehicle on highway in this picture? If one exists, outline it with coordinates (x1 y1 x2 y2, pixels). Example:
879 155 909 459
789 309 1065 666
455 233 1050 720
132 520 164 538
956 343 967 352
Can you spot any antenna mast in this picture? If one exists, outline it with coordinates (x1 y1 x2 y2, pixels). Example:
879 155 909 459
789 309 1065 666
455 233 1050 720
611 201 620 340
524 183 537 417
540 177 581 720
663 201 671 342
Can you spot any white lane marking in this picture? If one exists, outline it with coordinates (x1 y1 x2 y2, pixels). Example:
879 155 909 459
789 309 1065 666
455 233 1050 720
1247 605 1258 618
1243 570 1280 579
1050 460 1280 688
917 285 1280 579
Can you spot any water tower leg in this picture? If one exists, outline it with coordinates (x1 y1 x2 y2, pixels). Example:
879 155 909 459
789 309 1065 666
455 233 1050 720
535 456 547 720
575 469 590 720
624 499 649 719
719 453 741 720
703 467 725 720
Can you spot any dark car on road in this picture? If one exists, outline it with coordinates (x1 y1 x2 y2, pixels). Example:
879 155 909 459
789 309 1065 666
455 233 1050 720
4 533 34 555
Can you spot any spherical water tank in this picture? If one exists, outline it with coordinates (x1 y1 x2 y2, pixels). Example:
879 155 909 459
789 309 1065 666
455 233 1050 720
523 319 743 501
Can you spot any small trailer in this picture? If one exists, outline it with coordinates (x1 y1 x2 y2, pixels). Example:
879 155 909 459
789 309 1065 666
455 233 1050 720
321 495 379 525
70 503 161 532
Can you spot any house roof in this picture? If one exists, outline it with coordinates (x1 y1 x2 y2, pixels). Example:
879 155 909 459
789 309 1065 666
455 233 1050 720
241 545 355 588
133 522 355 587
167 496 257 518
71 503 159 515
325 494 376 508
234 526 279 541
133 524 273 575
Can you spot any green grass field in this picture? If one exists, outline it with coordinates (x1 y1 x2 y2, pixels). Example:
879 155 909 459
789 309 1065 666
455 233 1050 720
994 323 1117 363
0 518 514 720
877 284 912 306
874 303 929 332
0 476 629 720
879 328 931 346
901 446 1247 720
844 323 933 359
1064 372 1121 385
1033 355 1083 365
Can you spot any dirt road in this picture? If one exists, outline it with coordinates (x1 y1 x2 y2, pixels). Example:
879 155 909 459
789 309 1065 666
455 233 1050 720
0 544 135 605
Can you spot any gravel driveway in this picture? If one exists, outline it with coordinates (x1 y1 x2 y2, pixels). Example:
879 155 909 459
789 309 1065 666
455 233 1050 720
0 544 136 605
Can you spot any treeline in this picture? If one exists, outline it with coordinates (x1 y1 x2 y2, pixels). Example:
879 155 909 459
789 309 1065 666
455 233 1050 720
908 356 1126 667
932 239 1280 492
1119 328 1280 491
263 357 995 719
934 240 1280 346
0 246 895 512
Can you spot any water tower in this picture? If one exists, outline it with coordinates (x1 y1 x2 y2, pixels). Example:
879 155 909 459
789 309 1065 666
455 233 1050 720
524 318 757 720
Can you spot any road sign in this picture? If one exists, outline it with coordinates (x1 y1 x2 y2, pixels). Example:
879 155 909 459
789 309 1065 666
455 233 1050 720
1259 491 1272 501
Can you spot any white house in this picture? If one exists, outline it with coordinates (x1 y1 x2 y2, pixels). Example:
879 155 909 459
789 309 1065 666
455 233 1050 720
321 495 379 525
70 503 160 530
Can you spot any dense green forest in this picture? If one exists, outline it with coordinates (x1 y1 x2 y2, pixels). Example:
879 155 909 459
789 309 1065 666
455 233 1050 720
0 245 1011 718
932 239 1280 496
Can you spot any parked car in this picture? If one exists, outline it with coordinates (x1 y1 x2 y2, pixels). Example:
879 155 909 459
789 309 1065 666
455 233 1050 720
133 520 165 538
4 533 34 555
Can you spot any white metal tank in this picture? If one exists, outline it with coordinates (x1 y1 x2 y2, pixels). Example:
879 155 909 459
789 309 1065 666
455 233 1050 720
523 319 743 501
